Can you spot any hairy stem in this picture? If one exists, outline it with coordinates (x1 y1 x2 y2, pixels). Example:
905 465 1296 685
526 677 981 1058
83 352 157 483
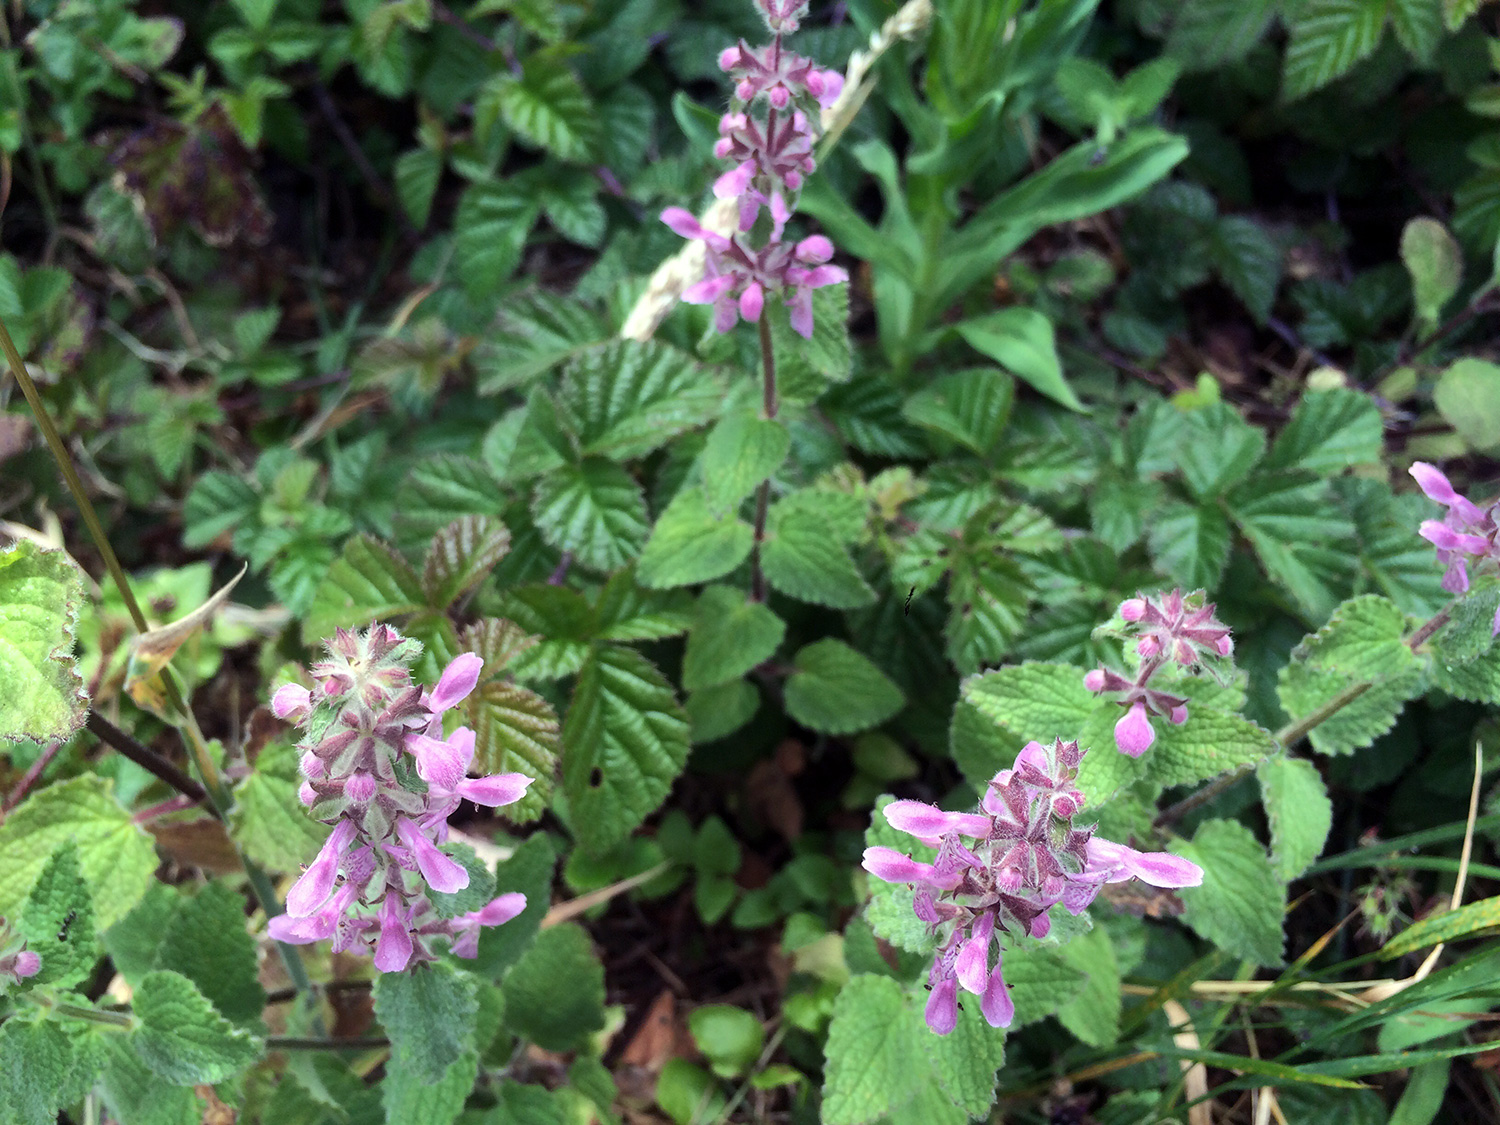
1272 680 1373 749
750 316 778 603
0 312 314 999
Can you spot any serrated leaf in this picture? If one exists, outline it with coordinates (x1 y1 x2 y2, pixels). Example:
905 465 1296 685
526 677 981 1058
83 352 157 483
0 775 157 930
953 307 1083 412
468 679 559 823
699 412 790 515
18 841 97 991
960 663 1096 760
152 881 265 1026
682 585 785 692
945 555 1031 673
1338 478 1449 615
1002 944 1089 1027
557 339 724 461
492 52 600 161
784 640 904 735
183 471 260 549
1167 0 1278 68
685 678 759 744
531 458 649 572
98 1034 203 1125
460 616 541 677
132 969 262 1084
1432 584 1500 664
1148 501 1232 591
762 497 876 609
1175 818 1286 966
501 921 605 1050
0 539 87 743
304 534 426 645
383 1048 477 1125
495 585 596 681
594 569 693 641
921 994 1008 1117
1229 473 1358 619
373 960 478 1084
0 1020 89 1125
454 180 540 300
1401 217 1462 328
772 282 852 401
562 645 689 854
1259 756 1333 881
229 741 329 874
1282 0 1389 102
393 147 441 227
1176 402 1267 499
1149 706 1278 788
1210 215 1281 324
822 975 924 1125
421 515 511 608
1266 388 1385 473
637 485 755 589
901 368 1015 455
474 291 610 395
1427 643 1500 704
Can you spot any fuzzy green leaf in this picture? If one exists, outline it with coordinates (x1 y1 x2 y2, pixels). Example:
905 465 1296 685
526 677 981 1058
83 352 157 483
1434 359 1500 451
863 796 938 954
1056 926 1122 1048
1148 706 1278 788
1167 0 1278 68
771 282 853 401
0 775 156 930
558 339 725 461
1401 217 1463 328
699 412 790 515
0 1020 92 1125
474 290 609 395
921 998 1008 1118
784 640 905 735
18 841 97 991
685 679 759 744
373 961 479 1084
1148 501 1232 591
1002 945 1089 1027
1175 819 1286 966
822 975 924 1125
1258 756 1333 881
303 533 427 644
1209 216 1281 324
152 881 265 1026
1176 402 1267 499
501 921 605 1050
762 495 876 609
0 539 87 743
132 970 262 1084
944 555 1031 673
229 741 329 874
562 645 689 854
531 458 649 572
682 585 785 692
637 485 754 589
475 833 557 977
953 307 1083 412
454 181 540 300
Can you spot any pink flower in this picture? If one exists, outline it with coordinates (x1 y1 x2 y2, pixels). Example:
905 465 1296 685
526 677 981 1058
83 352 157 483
1114 702 1156 757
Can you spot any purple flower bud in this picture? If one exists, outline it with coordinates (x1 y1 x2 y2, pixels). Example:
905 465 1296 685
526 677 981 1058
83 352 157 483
739 281 765 322
429 653 484 715
980 961 1013 1028
1410 462 1487 524
345 772 376 803
1168 704 1189 725
1114 702 1155 757
1082 669 1107 693
12 950 40 980
1137 635 1160 658
272 684 312 720
1119 598 1147 622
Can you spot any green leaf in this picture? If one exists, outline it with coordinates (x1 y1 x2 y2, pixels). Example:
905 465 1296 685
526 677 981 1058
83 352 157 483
501 921 605 1050
492 52 600 160
562 645 690 854
475 833 556 977
685 679 759 744
1433 584 1500 664
132 969 263 1084
183 471 259 548
1167 0 1278 68
960 663 1095 766
1400 217 1463 328
1282 0 1390 102
1380 896 1500 957
0 775 157 930
1175 818 1286 966
496 585 595 681
0 1020 91 1125
689 1005 765 1079
921 998 1008 1118
1391 0 1444 61
699 412 790 515
1148 706 1278 788
1176 402 1266 499
421 515 510 609
863 797 938 954
1265 388 1384 473
467 679 559 823
474 290 609 394
229 741 329 874
304 534 427 644
1229 472 1358 620
762 495 876 610
152 881 265 1026
96 1035 202 1125
373 961 478 1090
771 282 853 401
822 975 923 1125
682 585 786 692
1003 945 1089 1027
784 640 905 735
953 307 1083 412
944 555 1031 673
558 340 725 461
1209 215 1281 324
454 180 540 300
1056 926 1122 1048
1147 501 1232 591
383 1047 478 1125
531 458 649 572
393 148 442 227
1434 359 1500 451
0 539 87 743
901 368 1015 455
1258 756 1334 881
636 486 755 589
18 841 97 991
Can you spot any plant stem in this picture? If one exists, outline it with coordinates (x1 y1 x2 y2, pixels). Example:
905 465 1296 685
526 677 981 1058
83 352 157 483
268 1035 389 1051
750 317 777 603
0 311 314 999
1273 681 1372 749
86 712 208 804
47 1001 133 1029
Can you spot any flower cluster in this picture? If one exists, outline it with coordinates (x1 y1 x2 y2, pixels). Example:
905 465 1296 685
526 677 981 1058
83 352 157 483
660 0 846 338
268 626 532 971
863 739 1202 1035
1411 462 1500 630
0 920 40 991
1084 590 1233 757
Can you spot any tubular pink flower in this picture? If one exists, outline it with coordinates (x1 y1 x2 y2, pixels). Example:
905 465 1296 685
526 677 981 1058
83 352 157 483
1119 598 1147 621
1419 522 1490 555
374 894 414 973
980 960 1013 1028
661 207 731 252
862 846 956 888
410 731 467 790
272 684 312 720
926 977 959 1035
1168 704 1189 725
286 819 357 916
1410 462 1486 524
428 653 484 715
883 800 992 841
395 818 469 894
955 911 994 994
457 773 532 807
1114 702 1156 757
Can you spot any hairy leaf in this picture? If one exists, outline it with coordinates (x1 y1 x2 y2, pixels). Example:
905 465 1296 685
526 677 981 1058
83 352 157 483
1176 819 1286 966
132 970 263 1084
1259 756 1334 881
784 640 905 735
0 539 87 743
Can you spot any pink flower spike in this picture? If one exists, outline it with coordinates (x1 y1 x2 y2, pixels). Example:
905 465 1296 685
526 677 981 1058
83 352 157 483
1114 701 1156 757
373 895 413 973
883 800 992 840
396 818 470 893
926 977 959 1035
429 653 484 714
740 281 765 322
409 732 466 790
457 773 532 808
1443 559 1471 594
713 162 755 201
272 684 311 720
980 962 1014 1028
286 819 357 916
12 951 40 979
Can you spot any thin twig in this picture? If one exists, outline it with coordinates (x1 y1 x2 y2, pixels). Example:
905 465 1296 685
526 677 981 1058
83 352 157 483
85 712 207 803
3 738 64 813
541 862 671 929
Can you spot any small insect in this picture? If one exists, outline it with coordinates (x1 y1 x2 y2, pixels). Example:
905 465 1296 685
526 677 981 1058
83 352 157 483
57 909 78 943
903 586 915 616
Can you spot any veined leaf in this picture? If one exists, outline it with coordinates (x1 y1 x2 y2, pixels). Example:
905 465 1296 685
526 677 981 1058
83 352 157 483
421 515 511 609
637 486 755 590
0 539 88 743
530 458 649 572
490 51 600 161
557 339 725 461
1282 0 1389 102
468 679 559 823
303 534 426 645
784 640 904 735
